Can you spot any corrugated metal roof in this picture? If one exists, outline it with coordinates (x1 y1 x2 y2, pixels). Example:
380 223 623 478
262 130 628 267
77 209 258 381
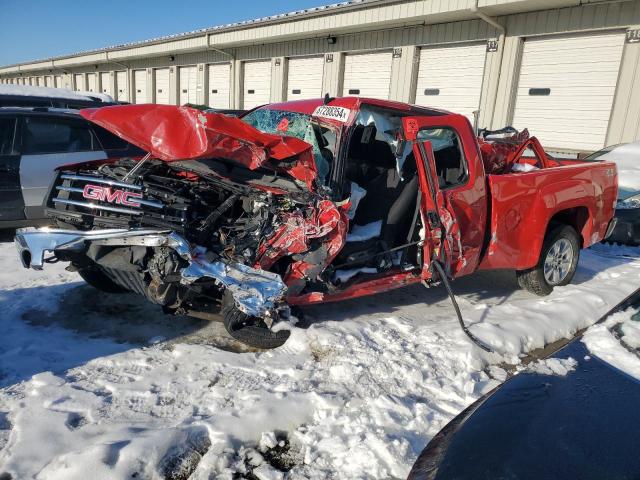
0 0 613 71
1 0 372 69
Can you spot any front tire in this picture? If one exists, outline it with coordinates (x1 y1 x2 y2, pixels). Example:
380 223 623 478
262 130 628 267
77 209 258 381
221 291 290 349
517 224 580 296
77 266 128 294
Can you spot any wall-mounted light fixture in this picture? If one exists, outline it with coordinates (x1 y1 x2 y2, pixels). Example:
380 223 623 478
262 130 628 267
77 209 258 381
169 55 175 62
327 36 337 45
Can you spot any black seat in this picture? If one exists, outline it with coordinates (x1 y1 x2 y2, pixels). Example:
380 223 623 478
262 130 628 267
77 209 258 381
337 150 420 269
433 142 464 187
382 160 419 246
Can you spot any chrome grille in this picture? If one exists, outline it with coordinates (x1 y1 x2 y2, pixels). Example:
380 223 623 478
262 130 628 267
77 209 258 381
51 173 165 217
53 198 144 216
60 174 143 190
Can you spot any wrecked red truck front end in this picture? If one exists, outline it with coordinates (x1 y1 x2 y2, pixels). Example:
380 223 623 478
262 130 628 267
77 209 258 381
14 104 351 348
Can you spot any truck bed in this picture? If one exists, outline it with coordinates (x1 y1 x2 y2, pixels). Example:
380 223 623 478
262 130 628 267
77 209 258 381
479 160 618 271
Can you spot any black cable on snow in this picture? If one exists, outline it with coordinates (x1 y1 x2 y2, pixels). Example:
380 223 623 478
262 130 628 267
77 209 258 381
430 260 494 353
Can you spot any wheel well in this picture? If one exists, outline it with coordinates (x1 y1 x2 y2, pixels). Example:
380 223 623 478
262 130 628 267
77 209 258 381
547 207 589 247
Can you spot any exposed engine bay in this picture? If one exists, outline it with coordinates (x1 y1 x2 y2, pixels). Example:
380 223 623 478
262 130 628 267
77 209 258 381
26 154 349 348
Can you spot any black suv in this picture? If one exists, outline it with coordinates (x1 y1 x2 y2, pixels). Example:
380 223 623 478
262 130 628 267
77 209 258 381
0 107 144 228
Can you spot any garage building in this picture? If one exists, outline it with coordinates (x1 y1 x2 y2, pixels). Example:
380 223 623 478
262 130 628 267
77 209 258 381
1 0 640 154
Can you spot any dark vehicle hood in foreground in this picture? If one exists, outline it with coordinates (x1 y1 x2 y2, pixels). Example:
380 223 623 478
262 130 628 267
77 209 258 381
409 291 640 480
79 104 318 189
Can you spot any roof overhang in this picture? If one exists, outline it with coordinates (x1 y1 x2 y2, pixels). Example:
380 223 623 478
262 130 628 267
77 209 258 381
0 0 601 75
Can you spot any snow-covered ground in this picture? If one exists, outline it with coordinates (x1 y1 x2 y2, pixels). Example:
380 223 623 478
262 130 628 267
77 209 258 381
0 238 639 480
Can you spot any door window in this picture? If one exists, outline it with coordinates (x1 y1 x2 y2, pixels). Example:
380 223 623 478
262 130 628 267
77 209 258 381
0 117 16 155
416 128 468 188
22 117 96 154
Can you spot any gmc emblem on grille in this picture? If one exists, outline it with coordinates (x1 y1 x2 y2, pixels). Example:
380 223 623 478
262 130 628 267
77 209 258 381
82 184 143 207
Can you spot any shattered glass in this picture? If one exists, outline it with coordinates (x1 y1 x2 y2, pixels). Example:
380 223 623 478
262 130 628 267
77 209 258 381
242 109 335 184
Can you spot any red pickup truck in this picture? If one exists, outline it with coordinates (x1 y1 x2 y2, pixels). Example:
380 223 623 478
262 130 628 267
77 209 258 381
15 97 618 348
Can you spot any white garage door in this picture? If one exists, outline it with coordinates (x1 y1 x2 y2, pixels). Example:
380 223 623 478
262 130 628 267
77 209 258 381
44 76 52 87
87 73 97 93
207 63 231 109
54 75 62 88
343 51 392 99
73 74 85 91
100 72 111 96
133 70 148 104
116 71 128 102
243 61 271 109
179 66 198 105
155 68 171 105
287 56 324 100
36 77 43 87
512 31 625 151
415 43 487 122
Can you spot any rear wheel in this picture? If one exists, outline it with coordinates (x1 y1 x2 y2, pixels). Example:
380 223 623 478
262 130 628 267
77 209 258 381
77 266 128 294
516 224 580 296
221 291 290 349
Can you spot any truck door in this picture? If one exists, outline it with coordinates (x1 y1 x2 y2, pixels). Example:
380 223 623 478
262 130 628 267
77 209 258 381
402 115 487 278
0 116 25 222
403 131 461 280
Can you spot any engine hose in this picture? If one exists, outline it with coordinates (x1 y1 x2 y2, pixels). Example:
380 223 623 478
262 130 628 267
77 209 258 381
196 194 239 245
430 260 494 353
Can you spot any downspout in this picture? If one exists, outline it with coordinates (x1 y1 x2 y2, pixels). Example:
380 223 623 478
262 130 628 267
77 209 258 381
102 53 131 102
105 52 129 70
471 0 506 130
207 33 237 108
208 46 235 60
470 1 505 34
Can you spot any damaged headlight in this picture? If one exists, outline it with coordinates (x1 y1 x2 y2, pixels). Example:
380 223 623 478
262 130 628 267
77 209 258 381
617 193 640 210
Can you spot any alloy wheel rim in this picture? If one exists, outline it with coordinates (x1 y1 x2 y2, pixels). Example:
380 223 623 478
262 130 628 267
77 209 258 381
543 238 573 285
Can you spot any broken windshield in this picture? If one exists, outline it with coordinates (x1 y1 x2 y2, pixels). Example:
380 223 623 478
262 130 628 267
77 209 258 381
241 109 336 185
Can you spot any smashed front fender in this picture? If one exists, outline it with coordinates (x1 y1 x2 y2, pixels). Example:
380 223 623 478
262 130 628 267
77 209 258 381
15 228 287 318
165 233 288 317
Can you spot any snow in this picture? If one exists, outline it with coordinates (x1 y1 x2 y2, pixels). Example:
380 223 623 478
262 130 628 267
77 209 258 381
74 90 115 103
346 220 382 242
333 267 378 284
589 141 640 199
583 309 640 381
0 84 113 103
0 239 639 478
511 162 539 173
524 357 577 376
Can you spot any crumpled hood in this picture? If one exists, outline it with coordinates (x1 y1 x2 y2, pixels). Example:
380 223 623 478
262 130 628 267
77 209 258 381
80 104 318 189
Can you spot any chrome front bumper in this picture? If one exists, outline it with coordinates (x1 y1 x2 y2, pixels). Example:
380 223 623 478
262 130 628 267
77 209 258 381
14 227 287 318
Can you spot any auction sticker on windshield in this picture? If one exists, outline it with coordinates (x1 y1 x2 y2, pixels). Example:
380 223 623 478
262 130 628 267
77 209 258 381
312 106 351 122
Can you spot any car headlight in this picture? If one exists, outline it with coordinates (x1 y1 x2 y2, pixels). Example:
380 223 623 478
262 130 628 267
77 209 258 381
617 193 640 210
